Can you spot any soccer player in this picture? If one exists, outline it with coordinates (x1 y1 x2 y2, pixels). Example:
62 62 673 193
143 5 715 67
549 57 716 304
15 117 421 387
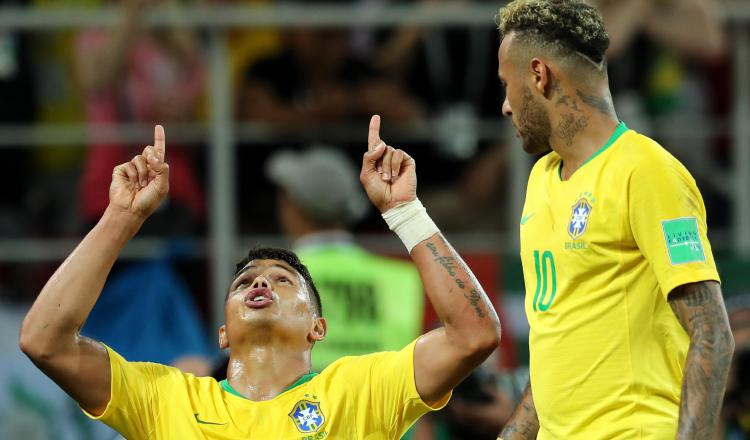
494 1 734 439
19 122 501 439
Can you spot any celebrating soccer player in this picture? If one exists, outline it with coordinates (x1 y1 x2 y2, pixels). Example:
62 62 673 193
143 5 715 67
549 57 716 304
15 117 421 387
19 122 501 438
495 1 733 439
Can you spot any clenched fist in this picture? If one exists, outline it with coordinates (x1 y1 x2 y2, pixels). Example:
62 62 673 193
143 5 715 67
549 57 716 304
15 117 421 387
360 115 417 213
108 125 170 220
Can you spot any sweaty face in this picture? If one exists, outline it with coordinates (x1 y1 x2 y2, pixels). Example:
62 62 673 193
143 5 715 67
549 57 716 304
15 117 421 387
498 35 552 155
223 259 319 347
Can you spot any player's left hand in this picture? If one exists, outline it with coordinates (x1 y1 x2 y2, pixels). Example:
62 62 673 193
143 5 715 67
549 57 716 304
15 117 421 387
360 115 417 213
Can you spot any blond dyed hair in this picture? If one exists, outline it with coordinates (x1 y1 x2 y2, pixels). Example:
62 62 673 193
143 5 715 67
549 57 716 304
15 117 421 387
497 0 610 70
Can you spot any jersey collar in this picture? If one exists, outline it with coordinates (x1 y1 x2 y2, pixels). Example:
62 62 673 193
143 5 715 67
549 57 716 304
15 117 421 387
558 121 629 180
220 372 319 400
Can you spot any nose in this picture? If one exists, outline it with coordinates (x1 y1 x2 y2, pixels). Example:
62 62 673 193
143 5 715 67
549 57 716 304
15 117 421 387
251 276 270 289
502 96 512 117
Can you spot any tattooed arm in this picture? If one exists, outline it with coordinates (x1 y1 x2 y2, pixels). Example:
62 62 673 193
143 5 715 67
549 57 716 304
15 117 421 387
498 382 539 440
668 280 734 439
360 115 501 405
408 234 501 404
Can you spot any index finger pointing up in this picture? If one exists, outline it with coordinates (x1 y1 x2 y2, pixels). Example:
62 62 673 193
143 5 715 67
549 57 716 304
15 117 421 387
368 115 382 151
154 125 166 159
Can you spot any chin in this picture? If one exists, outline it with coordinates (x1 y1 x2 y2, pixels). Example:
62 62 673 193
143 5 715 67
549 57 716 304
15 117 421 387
524 143 552 155
237 310 278 327
520 137 543 155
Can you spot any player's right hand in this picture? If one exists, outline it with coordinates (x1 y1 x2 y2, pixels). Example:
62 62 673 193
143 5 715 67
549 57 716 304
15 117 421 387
108 125 170 220
360 115 417 213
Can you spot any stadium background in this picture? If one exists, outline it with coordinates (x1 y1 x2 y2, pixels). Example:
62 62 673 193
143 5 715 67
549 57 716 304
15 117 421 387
0 0 748 438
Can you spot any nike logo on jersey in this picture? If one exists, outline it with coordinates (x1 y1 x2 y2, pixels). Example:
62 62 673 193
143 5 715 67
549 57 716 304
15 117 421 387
520 213 535 225
194 413 227 426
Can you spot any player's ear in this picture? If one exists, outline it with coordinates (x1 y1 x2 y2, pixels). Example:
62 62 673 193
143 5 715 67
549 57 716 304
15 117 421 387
219 324 229 350
308 317 327 343
530 58 550 97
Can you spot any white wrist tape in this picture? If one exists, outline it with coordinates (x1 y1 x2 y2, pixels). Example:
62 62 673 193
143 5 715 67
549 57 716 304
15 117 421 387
382 198 440 253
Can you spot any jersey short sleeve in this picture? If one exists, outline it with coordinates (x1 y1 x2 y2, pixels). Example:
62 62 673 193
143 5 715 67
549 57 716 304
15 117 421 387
81 344 177 439
336 338 450 438
628 144 720 298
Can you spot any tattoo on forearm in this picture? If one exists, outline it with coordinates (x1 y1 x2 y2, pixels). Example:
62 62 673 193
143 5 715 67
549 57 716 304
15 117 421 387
424 240 486 319
426 242 439 256
669 281 733 439
463 289 485 318
499 384 539 440
434 256 457 276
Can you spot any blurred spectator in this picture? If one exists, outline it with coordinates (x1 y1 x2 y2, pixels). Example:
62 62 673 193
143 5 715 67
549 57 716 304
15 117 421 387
265 146 425 371
595 0 725 61
440 368 515 440
239 27 425 125
412 367 522 440
80 256 214 367
368 14 502 160
76 0 206 232
721 294 750 440
421 142 510 233
0 0 35 236
593 0 730 218
0 299 118 439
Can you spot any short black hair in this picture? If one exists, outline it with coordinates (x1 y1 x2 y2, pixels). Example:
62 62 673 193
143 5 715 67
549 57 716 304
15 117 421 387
498 0 610 65
232 247 323 317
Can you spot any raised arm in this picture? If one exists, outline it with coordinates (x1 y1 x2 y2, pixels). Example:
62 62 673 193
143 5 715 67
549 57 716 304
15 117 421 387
18 126 170 416
360 115 501 405
498 382 539 440
668 280 734 439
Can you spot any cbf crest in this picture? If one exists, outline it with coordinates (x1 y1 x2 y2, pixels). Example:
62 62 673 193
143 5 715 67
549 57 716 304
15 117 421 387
289 400 325 433
568 197 593 240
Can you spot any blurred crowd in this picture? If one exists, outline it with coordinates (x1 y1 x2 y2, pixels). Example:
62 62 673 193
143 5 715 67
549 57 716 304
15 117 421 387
0 0 747 438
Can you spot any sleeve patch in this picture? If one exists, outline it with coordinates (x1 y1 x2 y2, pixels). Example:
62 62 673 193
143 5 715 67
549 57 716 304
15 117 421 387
661 217 706 265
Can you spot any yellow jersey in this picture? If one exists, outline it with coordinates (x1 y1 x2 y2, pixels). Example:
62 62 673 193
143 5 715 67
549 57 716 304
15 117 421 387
84 340 448 439
519 122 720 439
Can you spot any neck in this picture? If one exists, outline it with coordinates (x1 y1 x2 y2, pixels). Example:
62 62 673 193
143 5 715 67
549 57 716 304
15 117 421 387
549 86 619 180
225 341 312 401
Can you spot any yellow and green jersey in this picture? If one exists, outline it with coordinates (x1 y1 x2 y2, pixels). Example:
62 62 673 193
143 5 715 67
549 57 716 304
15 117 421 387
84 340 448 439
295 237 424 371
520 122 720 439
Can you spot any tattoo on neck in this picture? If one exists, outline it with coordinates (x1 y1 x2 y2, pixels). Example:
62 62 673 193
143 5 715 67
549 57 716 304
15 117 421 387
556 113 589 147
550 76 562 95
556 94 583 113
576 89 614 117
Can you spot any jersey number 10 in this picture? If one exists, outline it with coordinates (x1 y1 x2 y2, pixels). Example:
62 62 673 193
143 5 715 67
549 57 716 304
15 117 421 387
532 250 557 312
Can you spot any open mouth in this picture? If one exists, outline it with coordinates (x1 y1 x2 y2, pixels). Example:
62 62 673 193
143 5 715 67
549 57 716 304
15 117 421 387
244 288 274 309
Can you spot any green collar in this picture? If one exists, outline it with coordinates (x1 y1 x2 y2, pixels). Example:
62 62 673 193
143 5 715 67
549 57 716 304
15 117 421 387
220 372 318 400
558 121 628 180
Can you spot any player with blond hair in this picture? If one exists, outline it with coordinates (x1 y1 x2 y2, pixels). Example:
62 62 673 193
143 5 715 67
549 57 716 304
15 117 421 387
495 1 733 439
